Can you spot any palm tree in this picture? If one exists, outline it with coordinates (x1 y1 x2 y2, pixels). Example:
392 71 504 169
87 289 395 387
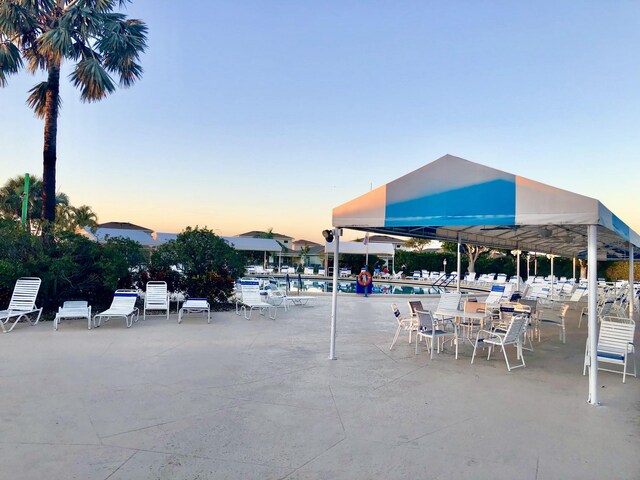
72 204 98 229
0 1 147 237
0 174 68 231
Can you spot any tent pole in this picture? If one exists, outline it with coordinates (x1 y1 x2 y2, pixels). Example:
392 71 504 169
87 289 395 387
516 250 521 291
629 243 634 319
550 255 555 297
587 225 599 405
456 236 461 293
329 228 340 360
572 257 576 281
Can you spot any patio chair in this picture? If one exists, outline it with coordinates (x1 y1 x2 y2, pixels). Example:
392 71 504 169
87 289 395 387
143 281 170 320
0 277 43 333
236 279 277 320
54 301 92 330
471 314 529 371
93 290 139 328
414 309 458 359
178 298 210 324
583 316 636 383
484 285 506 307
390 303 418 350
538 303 569 343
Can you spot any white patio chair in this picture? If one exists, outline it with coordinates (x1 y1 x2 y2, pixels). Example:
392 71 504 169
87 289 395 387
538 303 569 343
471 314 529 371
178 298 210 324
54 300 92 330
584 316 636 383
93 290 139 328
414 309 458 360
144 281 170 320
236 279 277 320
0 277 43 333
390 303 418 350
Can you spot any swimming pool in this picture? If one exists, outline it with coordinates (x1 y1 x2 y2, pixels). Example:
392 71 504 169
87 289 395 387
267 279 461 295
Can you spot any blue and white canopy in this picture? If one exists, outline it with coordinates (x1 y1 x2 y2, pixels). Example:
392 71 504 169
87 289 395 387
333 155 639 259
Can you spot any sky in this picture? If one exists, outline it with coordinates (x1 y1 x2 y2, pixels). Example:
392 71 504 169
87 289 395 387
1 1 639 243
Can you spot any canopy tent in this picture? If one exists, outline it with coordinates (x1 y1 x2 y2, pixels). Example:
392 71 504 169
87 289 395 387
333 155 639 259
328 154 639 406
325 241 395 256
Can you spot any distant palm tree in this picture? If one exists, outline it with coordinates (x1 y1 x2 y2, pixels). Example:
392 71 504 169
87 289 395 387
72 205 98 230
0 174 68 231
0 1 147 236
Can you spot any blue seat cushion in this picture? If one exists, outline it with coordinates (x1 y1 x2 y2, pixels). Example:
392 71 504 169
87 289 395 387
597 351 625 361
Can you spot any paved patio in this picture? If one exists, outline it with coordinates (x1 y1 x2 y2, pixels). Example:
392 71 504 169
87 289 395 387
1 294 639 479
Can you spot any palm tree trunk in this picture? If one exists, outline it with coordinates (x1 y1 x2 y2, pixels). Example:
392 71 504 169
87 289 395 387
42 61 60 238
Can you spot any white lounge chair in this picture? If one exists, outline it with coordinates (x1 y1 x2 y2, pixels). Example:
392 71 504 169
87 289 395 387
484 285 506 307
472 314 529 371
236 279 277 320
178 298 210 324
144 281 170 320
584 316 636 383
0 277 43 333
54 301 92 330
93 290 139 328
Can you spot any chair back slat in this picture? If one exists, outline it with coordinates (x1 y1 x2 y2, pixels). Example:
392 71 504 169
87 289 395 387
503 314 528 343
146 281 169 306
110 290 138 310
437 292 461 311
239 280 264 304
417 310 436 333
8 277 41 311
408 300 424 317
598 317 635 354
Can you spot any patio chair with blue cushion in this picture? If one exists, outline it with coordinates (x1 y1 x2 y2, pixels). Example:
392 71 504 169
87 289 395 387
0 277 43 333
178 298 210 324
54 300 92 330
583 316 636 383
93 290 139 328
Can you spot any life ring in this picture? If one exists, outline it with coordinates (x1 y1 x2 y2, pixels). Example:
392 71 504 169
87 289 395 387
357 271 372 287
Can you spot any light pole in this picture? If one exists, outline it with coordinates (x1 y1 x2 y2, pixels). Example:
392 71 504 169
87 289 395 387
443 257 447 274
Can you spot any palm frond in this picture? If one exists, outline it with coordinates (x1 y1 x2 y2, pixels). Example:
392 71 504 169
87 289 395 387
26 80 61 118
98 17 147 87
0 41 23 86
69 56 115 102
37 26 74 61
0 1 40 37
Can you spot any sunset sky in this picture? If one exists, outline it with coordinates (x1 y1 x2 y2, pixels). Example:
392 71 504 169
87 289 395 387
2 1 639 243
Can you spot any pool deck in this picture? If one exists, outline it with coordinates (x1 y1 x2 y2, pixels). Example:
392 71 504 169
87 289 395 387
1 295 639 479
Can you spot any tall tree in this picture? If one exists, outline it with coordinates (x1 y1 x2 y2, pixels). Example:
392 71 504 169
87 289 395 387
0 0 147 236
441 241 490 273
402 237 433 253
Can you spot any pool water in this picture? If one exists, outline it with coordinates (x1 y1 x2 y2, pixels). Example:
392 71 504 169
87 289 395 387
271 279 447 295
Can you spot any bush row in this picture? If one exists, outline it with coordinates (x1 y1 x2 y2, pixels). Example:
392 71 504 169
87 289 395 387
0 222 246 314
